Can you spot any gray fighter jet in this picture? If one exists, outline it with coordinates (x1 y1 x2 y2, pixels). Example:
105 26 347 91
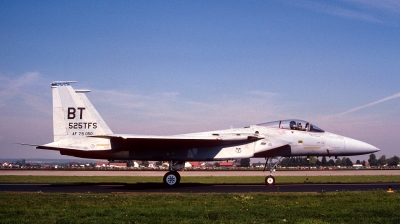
32 81 380 186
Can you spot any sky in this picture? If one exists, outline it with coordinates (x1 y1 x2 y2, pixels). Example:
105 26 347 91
0 0 399 161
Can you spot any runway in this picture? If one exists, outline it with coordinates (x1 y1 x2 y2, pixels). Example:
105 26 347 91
0 182 398 193
1 169 400 176
1 170 399 193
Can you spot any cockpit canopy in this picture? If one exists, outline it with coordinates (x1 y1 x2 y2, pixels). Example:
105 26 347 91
257 119 325 132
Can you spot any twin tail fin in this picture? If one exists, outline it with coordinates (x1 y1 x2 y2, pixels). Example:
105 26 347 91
51 81 113 142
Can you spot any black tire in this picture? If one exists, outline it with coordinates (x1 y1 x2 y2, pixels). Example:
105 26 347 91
163 171 181 186
265 175 275 186
175 171 181 183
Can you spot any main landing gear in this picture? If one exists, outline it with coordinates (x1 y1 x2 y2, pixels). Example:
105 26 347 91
263 157 283 186
163 160 184 187
163 171 181 186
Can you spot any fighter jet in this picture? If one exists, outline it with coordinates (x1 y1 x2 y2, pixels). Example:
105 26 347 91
31 81 379 186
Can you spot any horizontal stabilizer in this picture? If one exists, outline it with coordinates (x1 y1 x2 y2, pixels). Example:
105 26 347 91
15 143 41 147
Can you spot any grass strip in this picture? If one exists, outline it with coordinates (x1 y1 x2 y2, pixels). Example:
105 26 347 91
0 191 399 223
1 175 400 184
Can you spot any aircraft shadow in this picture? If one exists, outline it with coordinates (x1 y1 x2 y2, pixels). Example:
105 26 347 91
46 182 216 190
116 182 213 190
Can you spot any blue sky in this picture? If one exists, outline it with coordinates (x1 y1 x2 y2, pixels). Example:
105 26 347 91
1 0 399 160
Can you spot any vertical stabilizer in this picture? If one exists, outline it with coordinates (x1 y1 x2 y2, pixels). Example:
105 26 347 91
51 82 113 142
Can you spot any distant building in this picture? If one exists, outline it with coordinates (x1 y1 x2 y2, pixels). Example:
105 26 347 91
109 162 127 168
184 162 192 168
95 161 109 167
188 162 201 168
252 162 265 168
69 162 79 167
219 161 234 168
188 162 208 168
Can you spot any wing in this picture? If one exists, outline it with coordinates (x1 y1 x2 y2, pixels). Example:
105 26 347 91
90 133 263 150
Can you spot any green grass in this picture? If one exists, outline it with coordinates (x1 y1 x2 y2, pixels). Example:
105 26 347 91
1 175 400 184
1 175 399 223
0 191 399 223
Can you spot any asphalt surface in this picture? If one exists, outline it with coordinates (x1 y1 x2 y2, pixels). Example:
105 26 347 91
0 182 399 193
1 170 399 193
1 170 400 176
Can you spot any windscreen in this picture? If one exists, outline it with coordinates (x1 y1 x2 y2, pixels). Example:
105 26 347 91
257 119 324 132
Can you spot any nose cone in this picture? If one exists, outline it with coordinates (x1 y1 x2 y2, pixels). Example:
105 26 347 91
344 137 380 155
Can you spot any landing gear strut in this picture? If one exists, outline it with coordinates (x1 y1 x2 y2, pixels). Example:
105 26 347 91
263 157 283 186
163 160 184 187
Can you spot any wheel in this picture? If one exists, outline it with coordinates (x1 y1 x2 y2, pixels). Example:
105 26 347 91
163 171 181 186
265 175 275 186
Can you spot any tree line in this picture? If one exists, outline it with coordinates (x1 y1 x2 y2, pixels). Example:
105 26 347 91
276 154 399 167
367 154 399 166
109 153 400 168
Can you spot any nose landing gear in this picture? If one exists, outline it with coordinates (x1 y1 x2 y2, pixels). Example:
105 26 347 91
265 175 275 185
263 157 282 186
